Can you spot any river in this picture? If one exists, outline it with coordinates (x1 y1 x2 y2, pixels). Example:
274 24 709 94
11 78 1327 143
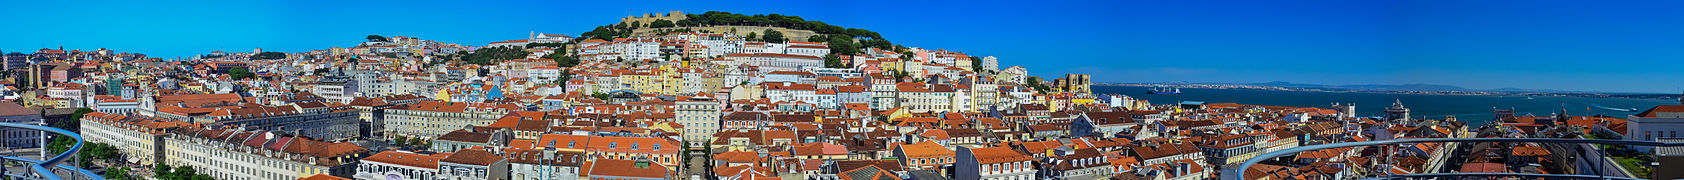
1094 85 1677 126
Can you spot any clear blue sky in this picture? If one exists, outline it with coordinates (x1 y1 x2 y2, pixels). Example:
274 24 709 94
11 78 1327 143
3 0 1682 93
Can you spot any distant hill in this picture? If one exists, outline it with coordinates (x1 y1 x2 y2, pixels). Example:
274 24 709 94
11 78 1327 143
578 11 898 56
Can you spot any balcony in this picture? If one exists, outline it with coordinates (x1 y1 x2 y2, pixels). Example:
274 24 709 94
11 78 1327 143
0 123 103 180
1227 138 1684 180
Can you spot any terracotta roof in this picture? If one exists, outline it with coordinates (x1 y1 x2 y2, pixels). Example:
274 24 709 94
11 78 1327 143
587 158 669 178
296 174 351 180
837 165 901 180
1635 105 1684 118
896 141 954 158
967 147 1032 164
440 148 503 166
361 150 443 169
0 102 36 117
435 130 491 143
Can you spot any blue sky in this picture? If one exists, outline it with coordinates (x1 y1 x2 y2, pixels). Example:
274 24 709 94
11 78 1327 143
2 0 1682 93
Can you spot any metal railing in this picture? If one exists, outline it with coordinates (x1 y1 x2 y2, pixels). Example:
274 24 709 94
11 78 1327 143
0 123 102 180
1230 138 1681 180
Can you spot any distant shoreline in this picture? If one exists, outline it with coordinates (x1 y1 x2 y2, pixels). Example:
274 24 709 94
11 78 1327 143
1095 83 1681 101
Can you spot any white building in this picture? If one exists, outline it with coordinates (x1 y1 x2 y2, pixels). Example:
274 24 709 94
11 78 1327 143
724 53 823 72
382 101 520 140
677 95 722 147
80 111 178 165
765 82 818 105
92 98 139 114
355 150 441 180
783 42 830 57
164 127 367 180
1629 97 1684 141
528 66 563 83
0 103 42 148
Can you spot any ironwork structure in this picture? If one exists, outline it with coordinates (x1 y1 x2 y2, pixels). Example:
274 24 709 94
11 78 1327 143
0 123 102 180
1231 138 1682 180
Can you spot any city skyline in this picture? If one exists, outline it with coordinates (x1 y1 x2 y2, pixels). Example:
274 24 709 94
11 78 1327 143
4 0 1684 93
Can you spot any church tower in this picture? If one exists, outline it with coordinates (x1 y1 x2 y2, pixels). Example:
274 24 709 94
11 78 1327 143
137 81 157 117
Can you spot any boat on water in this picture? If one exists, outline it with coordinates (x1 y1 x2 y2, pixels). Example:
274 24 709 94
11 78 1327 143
1148 87 1182 95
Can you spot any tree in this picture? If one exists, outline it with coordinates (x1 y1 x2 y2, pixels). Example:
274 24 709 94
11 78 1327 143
592 92 610 100
891 70 913 82
827 35 860 55
823 54 845 68
460 46 529 65
1026 77 1051 93
154 163 172 176
366 35 388 42
808 35 826 42
45 135 73 155
859 39 893 50
969 56 983 72
228 67 255 80
103 166 136 180
526 43 566 48
251 52 286 60
745 32 759 42
410 138 428 147
649 19 675 28
630 21 642 29
52 108 94 131
393 136 410 146
543 52 580 68
761 29 785 43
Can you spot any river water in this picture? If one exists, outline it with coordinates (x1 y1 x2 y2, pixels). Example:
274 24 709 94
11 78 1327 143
1094 85 1678 126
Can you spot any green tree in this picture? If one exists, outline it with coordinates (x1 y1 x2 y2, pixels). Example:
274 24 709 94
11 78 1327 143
460 46 529 65
630 21 642 29
761 29 785 42
393 136 409 145
745 32 759 42
228 67 255 80
827 35 859 55
366 35 388 42
251 52 287 60
526 43 566 48
592 92 610 100
45 135 73 155
154 163 173 179
823 54 845 68
969 56 983 72
807 35 826 42
410 138 428 147
53 108 94 131
859 39 893 50
649 19 675 28
543 52 581 68
103 167 136 180
1026 76 1051 93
